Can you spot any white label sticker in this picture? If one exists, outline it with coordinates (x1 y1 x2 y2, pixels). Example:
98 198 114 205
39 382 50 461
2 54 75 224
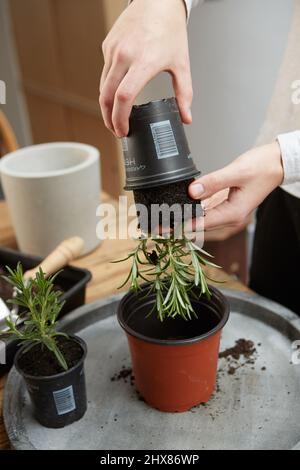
53 385 76 415
150 120 179 159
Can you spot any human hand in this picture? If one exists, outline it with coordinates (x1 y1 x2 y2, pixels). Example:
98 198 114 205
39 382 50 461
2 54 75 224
188 142 284 232
99 0 192 137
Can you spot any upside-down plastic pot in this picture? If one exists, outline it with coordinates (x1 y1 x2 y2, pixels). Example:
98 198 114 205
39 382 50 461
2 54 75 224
118 285 229 412
122 98 200 190
14 335 87 428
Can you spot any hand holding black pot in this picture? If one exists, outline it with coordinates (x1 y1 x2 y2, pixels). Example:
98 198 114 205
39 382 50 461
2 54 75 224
99 0 192 137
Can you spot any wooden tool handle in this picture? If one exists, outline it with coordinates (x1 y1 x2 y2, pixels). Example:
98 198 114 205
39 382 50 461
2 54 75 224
23 237 84 281
0 110 19 156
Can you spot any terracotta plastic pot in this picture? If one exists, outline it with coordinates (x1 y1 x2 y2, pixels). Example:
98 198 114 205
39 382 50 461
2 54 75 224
118 285 230 412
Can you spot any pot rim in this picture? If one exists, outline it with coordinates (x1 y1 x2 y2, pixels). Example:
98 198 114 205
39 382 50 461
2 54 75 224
130 97 178 121
117 285 230 346
124 169 201 190
14 334 87 381
0 142 99 179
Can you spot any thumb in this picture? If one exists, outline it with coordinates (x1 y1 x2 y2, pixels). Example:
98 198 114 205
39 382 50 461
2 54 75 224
189 165 237 200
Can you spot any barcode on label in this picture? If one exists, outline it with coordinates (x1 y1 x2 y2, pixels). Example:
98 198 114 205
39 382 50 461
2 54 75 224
150 120 179 159
53 385 76 415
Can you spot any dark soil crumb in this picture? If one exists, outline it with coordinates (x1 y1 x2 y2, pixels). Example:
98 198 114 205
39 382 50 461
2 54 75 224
219 339 257 375
189 402 208 413
215 379 221 394
111 365 147 402
136 391 146 402
17 336 83 376
228 366 237 375
110 367 134 383
219 339 256 361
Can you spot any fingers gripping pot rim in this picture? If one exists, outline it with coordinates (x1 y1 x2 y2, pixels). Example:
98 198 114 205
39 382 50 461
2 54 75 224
122 98 200 190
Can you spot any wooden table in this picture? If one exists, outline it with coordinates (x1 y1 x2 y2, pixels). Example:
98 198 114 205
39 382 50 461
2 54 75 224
0 194 249 449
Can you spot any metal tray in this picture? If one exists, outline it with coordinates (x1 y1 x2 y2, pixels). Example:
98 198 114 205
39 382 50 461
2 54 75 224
4 289 300 450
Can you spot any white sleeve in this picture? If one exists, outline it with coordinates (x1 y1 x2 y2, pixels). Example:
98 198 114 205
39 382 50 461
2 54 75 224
128 1 202 20
277 131 300 185
184 0 202 19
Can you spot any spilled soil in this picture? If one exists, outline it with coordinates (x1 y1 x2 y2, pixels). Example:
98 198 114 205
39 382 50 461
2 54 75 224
219 338 257 361
111 366 135 386
219 338 259 376
110 366 145 402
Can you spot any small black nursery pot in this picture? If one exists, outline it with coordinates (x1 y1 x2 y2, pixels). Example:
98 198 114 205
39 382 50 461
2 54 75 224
14 335 87 429
122 98 202 233
122 97 200 190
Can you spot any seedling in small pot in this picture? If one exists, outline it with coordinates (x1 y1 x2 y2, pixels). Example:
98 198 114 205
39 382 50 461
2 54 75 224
3 264 68 368
1 263 87 428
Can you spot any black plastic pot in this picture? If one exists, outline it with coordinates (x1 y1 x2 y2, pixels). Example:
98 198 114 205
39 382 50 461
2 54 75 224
14 335 87 428
0 246 91 376
121 98 202 233
118 284 230 412
122 98 200 190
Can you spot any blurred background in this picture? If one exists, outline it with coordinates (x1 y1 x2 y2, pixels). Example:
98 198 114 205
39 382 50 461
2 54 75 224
0 0 297 282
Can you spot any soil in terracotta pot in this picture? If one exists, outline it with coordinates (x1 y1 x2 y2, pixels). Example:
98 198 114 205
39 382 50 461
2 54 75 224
17 336 83 376
127 300 219 341
133 178 203 232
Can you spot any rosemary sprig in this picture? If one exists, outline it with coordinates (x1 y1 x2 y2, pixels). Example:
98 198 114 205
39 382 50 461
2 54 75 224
114 235 222 321
0 263 68 370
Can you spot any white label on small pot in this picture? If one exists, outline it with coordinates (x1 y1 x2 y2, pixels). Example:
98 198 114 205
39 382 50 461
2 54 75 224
150 120 179 159
53 385 76 415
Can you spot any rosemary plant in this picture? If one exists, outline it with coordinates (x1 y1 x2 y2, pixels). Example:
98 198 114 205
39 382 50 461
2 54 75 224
114 235 221 321
1 263 68 370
